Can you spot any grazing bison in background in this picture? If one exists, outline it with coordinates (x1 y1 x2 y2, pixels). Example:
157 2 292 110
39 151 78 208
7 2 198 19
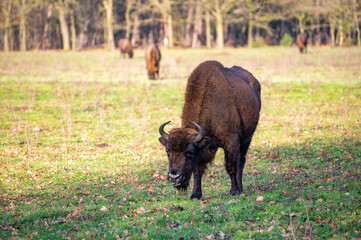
158 61 261 199
297 33 308 53
118 38 133 58
145 44 161 80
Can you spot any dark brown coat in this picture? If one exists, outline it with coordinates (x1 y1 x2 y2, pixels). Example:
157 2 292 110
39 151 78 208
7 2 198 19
145 44 161 80
159 61 261 199
118 38 133 58
297 33 308 53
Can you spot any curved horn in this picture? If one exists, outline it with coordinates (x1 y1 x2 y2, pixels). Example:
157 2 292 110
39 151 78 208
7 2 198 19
159 121 171 141
192 121 204 143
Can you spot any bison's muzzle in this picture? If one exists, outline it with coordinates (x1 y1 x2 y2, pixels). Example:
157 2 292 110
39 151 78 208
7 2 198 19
168 172 184 187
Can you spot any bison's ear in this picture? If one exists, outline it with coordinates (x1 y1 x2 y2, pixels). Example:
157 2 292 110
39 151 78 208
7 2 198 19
195 136 211 149
159 137 167 146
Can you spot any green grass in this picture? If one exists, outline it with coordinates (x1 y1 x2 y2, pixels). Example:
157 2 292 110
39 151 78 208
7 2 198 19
1 47 360 239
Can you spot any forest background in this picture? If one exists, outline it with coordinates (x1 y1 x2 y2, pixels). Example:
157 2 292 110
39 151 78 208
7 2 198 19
1 0 361 52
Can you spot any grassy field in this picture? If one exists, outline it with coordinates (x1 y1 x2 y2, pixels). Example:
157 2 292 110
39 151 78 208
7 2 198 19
0 46 360 239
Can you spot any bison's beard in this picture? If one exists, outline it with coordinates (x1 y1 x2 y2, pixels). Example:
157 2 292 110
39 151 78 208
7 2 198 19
174 181 189 191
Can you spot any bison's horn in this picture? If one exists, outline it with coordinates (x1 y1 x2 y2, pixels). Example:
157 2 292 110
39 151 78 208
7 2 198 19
159 121 171 141
192 121 204 143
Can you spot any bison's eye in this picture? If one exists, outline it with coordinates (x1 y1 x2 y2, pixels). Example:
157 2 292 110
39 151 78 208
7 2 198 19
185 150 194 160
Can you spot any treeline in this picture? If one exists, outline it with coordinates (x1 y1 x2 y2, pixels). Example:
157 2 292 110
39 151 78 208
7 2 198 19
1 0 361 52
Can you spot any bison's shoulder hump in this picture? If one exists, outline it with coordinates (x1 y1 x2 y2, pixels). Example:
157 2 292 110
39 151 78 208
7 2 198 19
187 61 225 84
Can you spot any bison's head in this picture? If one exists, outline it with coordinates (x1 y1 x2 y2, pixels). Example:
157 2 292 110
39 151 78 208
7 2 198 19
129 50 134 58
147 64 159 80
158 121 210 191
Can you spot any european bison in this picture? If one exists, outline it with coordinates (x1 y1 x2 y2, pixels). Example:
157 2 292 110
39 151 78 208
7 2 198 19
145 44 161 80
118 38 133 58
297 33 308 53
158 61 261 199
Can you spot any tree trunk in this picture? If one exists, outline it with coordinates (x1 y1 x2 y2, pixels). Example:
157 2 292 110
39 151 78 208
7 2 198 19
248 11 253 48
131 10 140 47
70 12 76 50
125 0 133 40
103 0 115 50
214 0 224 49
184 0 195 47
205 9 211 48
42 3 53 49
338 19 343 46
330 20 335 46
162 0 174 48
3 2 12 52
57 0 70 50
191 0 202 48
297 13 305 33
167 14 174 48
315 0 321 46
353 0 361 46
18 0 27 51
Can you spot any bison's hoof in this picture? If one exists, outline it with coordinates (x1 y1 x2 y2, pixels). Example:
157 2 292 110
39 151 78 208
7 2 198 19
230 189 242 196
190 193 202 200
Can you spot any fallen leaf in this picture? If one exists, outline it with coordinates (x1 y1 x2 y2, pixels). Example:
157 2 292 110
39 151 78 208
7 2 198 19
67 208 80 220
133 207 150 214
228 199 239 204
267 225 274 232
100 206 108 211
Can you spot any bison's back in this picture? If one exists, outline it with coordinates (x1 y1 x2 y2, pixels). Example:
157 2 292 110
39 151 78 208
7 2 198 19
118 39 133 56
145 44 161 62
145 44 161 79
182 61 261 146
297 33 307 45
297 33 308 53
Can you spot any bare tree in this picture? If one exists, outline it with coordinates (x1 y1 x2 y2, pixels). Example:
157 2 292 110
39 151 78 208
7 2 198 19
41 2 54 50
162 0 174 48
125 0 135 40
103 0 115 50
205 0 236 48
55 0 70 50
184 0 195 47
2 0 12 52
191 0 202 48
205 7 212 48
352 0 360 46
15 0 35 51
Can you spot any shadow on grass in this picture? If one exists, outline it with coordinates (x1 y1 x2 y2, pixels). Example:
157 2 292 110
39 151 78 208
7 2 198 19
1 136 360 239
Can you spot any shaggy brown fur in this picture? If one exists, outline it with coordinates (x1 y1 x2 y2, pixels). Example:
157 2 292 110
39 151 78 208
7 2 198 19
297 33 308 53
159 61 261 199
145 44 161 80
118 38 133 58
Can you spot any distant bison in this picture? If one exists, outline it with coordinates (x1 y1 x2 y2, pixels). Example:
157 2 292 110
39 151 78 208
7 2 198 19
297 33 308 53
159 61 261 199
145 44 161 80
118 38 133 58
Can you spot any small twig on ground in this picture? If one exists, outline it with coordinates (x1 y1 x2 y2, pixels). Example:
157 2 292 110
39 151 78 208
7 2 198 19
289 207 297 240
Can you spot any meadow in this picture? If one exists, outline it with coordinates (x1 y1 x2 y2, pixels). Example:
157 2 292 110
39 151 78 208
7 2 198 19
0 46 360 239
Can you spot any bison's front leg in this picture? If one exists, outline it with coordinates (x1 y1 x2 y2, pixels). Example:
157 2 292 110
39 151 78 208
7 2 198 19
190 168 203 200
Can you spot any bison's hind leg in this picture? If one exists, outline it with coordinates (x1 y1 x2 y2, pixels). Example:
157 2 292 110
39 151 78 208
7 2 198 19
225 146 242 195
225 140 251 196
